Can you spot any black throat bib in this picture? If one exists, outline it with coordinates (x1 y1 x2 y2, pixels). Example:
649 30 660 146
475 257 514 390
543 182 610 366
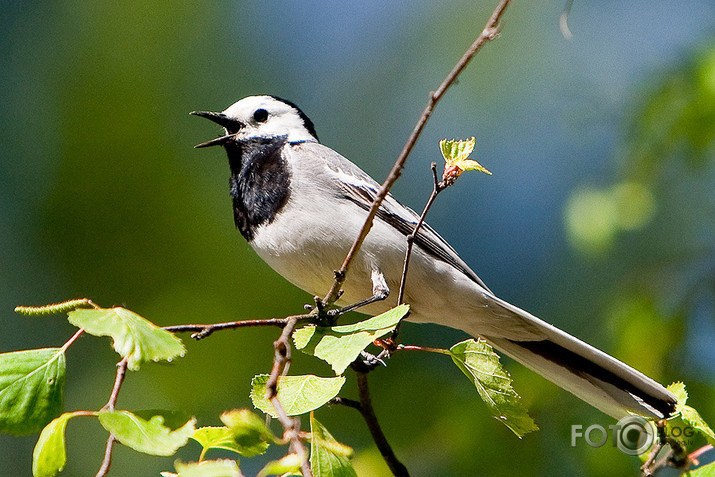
225 137 291 241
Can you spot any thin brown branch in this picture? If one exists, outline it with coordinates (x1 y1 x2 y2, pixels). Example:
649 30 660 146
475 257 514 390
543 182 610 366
689 444 714 465
163 315 311 340
264 316 313 477
96 358 129 477
640 420 696 476
265 316 300 398
397 163 445 305
330 378 409 476
271 397 310 476
396 344 451 355
104 358 128 412
356 372 409 476
95 437 116 477
60 328 86 352
329 397 363 412
321 0 513 307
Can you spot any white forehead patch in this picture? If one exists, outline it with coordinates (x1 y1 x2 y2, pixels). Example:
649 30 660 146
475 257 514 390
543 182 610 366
222 96 317 143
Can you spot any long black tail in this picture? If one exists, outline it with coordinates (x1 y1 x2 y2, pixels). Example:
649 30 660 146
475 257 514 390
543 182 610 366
463 295 676 419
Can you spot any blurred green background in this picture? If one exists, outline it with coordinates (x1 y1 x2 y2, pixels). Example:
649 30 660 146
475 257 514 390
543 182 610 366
1 1 713 476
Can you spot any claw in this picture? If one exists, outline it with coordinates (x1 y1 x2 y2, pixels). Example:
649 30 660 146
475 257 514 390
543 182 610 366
360 350 387 367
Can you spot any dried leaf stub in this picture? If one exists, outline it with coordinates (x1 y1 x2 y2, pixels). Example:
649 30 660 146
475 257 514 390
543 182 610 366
439 137 491 185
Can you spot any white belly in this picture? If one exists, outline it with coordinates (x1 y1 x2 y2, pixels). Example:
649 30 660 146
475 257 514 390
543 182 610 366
248 189 489 328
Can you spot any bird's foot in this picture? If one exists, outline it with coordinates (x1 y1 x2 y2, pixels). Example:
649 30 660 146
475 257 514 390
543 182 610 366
350 350 390 372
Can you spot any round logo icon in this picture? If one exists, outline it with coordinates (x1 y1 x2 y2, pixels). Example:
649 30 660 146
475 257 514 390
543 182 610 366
615 415 655 456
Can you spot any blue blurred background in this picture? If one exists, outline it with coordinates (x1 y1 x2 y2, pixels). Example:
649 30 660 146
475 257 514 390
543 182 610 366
1 1 713 475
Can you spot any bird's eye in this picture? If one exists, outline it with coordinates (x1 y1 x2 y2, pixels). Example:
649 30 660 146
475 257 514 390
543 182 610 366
253 109 269 123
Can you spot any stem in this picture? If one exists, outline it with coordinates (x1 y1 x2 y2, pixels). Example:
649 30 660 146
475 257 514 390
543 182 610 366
164 316 304 340
95 437 116 477
265 316 313 477
95 358 129 477
60 328 85 353
397 163 444 305
397 344 452 356
104 358 128 412
689 444 714 464
67 410 98 418
329 397 363 412
265 316 300 398
356 372 409 477
321 0 513 307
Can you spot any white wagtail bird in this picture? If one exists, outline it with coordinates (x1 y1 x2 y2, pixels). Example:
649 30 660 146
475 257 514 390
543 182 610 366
191 95 676 420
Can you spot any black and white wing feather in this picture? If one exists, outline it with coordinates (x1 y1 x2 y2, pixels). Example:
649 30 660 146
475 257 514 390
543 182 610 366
315 146 492 293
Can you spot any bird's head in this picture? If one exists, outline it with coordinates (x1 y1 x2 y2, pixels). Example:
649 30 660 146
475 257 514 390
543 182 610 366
191 95 318 148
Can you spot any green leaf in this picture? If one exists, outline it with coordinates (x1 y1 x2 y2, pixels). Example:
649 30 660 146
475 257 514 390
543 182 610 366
0 348 66 435
68 307 185 370
220 409 276 456
666 382 715 446
191 410 277 459
439 137 491 176
681 405 715 446
310 413 356 477
690 462 715 477
449 339 538 437
191 427 244 458
667 381 688 414
257 453 302 477
250 375 345 417
133 409 193 431
98 410 195 456
32 412 81 477
293 305 409 374
439 137 476 162
162 459 242 477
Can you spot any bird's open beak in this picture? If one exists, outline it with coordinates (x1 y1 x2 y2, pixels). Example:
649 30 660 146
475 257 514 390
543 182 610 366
190 110 244 148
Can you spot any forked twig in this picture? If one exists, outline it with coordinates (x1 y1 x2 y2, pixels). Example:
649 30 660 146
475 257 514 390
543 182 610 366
95 357 128 477
265 316 313 477
397 163 445 305
321 0 513 307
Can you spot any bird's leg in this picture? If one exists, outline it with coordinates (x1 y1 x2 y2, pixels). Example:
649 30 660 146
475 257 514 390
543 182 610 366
327 270 390 319
304 295 334 325
350 350 389 372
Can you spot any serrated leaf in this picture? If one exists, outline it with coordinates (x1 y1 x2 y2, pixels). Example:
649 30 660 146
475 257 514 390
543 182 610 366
440 137 475 161
257 453 302 477
32 412 80 477
164 459 242 477
452 158 492 174
665 382 715 446
681 405 715 446
667 381 688 414
220 409 275 456
0 348 66 435
449 339 538 437
690 462 715 477
293 305 409 374
310 413 356 477
98 410 195 456
439 137 491 175
68 308 185 370
250 375 345 417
